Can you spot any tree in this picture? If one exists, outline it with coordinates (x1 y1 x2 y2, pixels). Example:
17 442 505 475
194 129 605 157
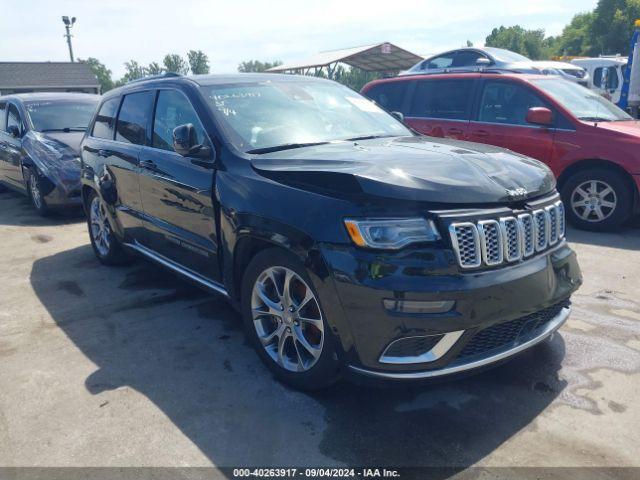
147 61 165 75
121 60 147 82
485 25 547 59
187 50 210 74
78 57 114 92
237 60 283 73
332 66 382 91
163 54 189 75
589 0 640 55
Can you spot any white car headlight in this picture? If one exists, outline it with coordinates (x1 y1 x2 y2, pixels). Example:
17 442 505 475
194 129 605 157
344 218 441 249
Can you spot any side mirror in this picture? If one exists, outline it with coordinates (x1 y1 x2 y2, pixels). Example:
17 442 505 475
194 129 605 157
526 107 554 127
476 58 491 67
390 111 404 123
7 125 20 138
172 123 198 156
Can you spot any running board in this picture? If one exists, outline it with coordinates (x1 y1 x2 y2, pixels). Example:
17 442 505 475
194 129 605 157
123 241 229 298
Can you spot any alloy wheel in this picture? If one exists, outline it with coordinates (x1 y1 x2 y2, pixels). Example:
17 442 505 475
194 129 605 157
570 180 617 223
251 266 324 372
90 196 112 257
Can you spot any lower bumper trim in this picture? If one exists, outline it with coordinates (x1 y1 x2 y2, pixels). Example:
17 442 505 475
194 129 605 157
348 306 570 380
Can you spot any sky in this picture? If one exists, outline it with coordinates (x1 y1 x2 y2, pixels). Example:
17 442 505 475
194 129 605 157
2 0 599 79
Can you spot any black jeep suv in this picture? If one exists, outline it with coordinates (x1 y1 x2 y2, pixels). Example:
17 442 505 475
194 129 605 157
80 73 582 389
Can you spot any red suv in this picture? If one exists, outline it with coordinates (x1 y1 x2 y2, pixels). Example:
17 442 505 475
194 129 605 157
362 73 640 231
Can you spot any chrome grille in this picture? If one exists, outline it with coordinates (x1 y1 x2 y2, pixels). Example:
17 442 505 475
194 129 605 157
518 213 535 257
449 200 566 269
477 220 503 265
533 209 548 251
449 223 481 268
500 217 521 262
557 201 565 238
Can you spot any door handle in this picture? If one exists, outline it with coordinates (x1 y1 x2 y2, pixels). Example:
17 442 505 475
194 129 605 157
447 128 463 135
472 130 490 137
138 160 157 169
97 149 108 157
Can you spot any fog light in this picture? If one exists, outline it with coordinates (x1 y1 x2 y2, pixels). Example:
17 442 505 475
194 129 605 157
383 299 454 314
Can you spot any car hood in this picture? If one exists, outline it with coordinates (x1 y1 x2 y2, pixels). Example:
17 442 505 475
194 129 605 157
251 136 556 205
590 120 640 137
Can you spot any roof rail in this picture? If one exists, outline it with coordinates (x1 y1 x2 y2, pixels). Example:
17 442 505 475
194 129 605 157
126 72 182 85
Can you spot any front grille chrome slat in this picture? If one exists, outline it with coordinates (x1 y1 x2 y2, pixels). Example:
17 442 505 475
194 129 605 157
450 201 566 269
499 217 521 262
477 220 503 266
449 222 481 269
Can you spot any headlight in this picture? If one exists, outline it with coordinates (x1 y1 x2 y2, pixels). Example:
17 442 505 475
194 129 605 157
343 218 441 249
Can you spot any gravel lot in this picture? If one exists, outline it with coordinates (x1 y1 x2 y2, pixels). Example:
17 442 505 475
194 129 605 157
0 189 639 473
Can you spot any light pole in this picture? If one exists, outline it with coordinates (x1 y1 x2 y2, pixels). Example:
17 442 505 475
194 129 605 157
61 16 76 62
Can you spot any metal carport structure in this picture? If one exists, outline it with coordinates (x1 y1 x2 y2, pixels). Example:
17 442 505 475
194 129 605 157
267 42 423 78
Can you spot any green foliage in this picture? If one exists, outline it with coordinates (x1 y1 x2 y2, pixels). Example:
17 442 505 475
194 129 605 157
78 57 114 92
163 54 190 75
187 50 210 74
487 1 640 59
590 0 640 55
237 60 283 73
332 66 383 91
553 13 594 56
146 62 165 75
122 60 147 82
485 25 547 59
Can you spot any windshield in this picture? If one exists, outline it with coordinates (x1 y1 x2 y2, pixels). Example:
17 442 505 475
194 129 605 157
531 78 632 122
25 100 98 132
200 80 411 153
485 48 530 63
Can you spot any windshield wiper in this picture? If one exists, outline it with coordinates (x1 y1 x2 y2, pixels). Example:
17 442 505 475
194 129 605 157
577 117 612 122
41 127 87 132
246 141 330 154
344 134 397 141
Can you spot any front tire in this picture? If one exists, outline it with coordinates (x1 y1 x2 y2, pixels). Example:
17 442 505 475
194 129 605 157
241 248 340 390
561 168 633 232
27 170 49 216
86 191 130 265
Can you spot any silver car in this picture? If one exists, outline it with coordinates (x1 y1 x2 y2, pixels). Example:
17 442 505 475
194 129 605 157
401 47 539 76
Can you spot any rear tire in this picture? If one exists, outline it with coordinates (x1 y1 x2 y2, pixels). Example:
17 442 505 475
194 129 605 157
27 170 50 217
86 191 130 265
241 248 340 390
561 168 633 232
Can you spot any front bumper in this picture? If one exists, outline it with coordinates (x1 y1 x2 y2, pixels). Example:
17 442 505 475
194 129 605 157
319 240 582 379
349 304 570 379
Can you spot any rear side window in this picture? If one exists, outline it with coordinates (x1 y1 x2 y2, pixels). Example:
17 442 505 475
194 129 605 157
364 82 407 113
92 98 120 139
409 79 474 120
116 91 154 145
478 81 546 126
0 103 6 131
152 90 207 152
425 54 454 70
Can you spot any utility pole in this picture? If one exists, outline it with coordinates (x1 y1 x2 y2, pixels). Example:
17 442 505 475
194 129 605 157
61 16 76 62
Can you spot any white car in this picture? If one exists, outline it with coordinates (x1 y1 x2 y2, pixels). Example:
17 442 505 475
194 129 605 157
529 61 589 87
571 57 627 104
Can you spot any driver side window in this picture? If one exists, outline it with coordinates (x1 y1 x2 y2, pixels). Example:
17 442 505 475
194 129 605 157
152 90 207 152
478 81 547 126
7 104 22 135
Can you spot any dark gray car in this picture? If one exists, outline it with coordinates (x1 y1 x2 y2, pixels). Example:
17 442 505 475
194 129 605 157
0 92 99 215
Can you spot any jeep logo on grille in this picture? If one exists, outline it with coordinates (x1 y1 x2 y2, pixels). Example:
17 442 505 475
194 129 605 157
506 187 528 200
